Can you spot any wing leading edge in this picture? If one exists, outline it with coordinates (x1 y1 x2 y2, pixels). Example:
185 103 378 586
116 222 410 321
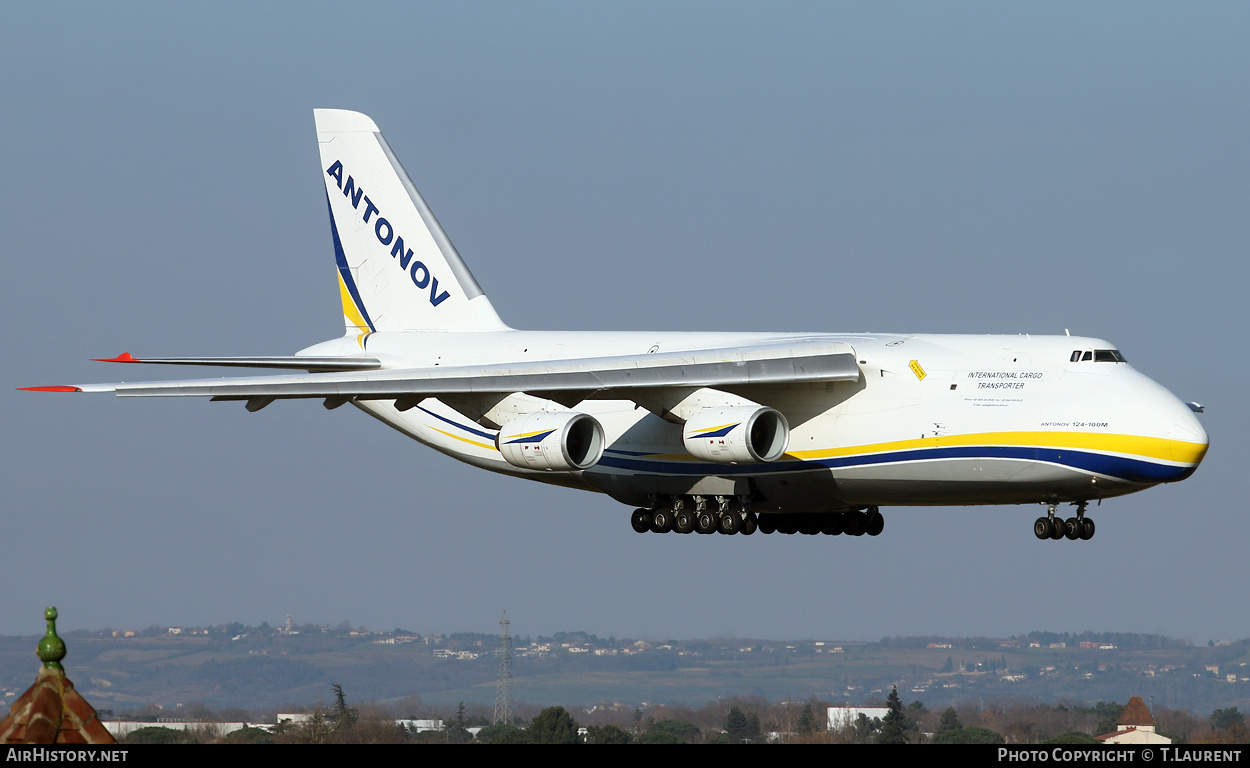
26 341 860 405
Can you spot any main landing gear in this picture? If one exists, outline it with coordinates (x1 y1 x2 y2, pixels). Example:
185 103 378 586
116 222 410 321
632 495 759 537
631 498 884 538
1033 501 1095 541
757 507 884 537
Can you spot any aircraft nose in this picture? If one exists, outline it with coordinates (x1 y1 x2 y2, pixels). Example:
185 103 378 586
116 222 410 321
1169 405 1208 467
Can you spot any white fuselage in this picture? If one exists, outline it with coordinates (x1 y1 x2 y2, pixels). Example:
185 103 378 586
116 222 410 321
302 329 1208 514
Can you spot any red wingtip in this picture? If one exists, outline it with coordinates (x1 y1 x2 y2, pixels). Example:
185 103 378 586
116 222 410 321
92 352 138 363
17 386 83 393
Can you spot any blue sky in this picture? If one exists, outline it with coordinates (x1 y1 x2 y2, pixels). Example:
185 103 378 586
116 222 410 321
3 3 1247 644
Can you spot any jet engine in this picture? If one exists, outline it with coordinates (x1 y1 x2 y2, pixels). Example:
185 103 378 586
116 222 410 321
682 406 790 464
496 411 606 471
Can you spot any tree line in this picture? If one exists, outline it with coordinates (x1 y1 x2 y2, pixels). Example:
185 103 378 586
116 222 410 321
117 684 1247 745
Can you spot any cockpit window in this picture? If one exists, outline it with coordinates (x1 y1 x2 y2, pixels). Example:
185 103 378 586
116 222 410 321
1071 349 1127 363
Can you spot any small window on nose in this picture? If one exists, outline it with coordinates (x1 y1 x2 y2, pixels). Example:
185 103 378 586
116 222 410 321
1070 351 1082 362
1082 351 1093 362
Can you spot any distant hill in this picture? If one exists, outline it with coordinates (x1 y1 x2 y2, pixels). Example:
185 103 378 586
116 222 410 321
1 624 1245 716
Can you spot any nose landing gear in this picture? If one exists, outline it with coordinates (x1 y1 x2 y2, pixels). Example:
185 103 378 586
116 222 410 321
1034 501 1094 541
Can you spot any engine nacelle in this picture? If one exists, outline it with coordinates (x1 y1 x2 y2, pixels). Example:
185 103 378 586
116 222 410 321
682 406 790 464
496 411 605 471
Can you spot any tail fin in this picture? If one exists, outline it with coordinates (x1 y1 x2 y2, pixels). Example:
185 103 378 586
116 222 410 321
314 109 509 335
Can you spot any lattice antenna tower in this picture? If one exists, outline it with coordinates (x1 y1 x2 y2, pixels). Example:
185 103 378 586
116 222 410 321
493 610 513 725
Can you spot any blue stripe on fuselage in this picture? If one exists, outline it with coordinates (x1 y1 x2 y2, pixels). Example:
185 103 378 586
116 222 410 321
594 445 1191 483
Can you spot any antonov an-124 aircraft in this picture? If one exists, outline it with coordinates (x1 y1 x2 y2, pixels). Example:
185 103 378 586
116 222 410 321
24 109 1210 541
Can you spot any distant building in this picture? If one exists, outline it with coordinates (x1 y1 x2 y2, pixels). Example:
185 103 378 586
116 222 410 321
397 719 444 733
1096 696 1171 745
276 713 315 726
104 720 252 739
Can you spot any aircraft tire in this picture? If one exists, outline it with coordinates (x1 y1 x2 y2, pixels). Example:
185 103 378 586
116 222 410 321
1064 517 1081 540
1049 518 1066 540
631 508 652 534
819 513 844 535
1080 518 1095 540
740 511 758 536
865 508 885 536
757 514 776 534
798 517 821 536
843 511 865 537
673 509 696 534
719 512 741 535
695 511 719 535
1033 517 1051 539
651 509 673 534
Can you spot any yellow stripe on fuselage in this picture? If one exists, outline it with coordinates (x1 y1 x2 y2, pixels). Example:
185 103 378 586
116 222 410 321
788 431 1207 466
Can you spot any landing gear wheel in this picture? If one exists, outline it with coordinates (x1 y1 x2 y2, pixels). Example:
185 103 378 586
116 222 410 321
631 508 653 534
1080 517 1095 540
719 512 742 535
865 508 885 537
798 517 821 535
1049 517 1065 540
843 511 866 537
757 514 776 534
673 509 695 534
650 509 673 534
776 514 799 535
695 510 719 535
1033 517 1051 540
740 511 758 536
819 513 844 536
1064 517 1081 541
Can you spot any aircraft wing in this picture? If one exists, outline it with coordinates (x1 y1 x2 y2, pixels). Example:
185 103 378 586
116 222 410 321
25 341 859 405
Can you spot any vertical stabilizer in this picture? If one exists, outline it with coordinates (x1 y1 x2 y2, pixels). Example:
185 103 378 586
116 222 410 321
314 109 509 335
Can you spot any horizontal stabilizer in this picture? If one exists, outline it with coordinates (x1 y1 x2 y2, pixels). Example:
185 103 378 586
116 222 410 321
90 353 382 371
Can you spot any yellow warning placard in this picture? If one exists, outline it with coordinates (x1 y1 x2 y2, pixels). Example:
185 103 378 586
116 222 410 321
909 360 927 381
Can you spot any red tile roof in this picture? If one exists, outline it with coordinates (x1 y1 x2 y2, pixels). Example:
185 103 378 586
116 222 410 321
0 607 116 745
1118 696 1156 727
0 669 116 744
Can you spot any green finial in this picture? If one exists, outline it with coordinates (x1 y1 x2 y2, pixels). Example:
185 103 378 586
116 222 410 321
37 606 66 671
